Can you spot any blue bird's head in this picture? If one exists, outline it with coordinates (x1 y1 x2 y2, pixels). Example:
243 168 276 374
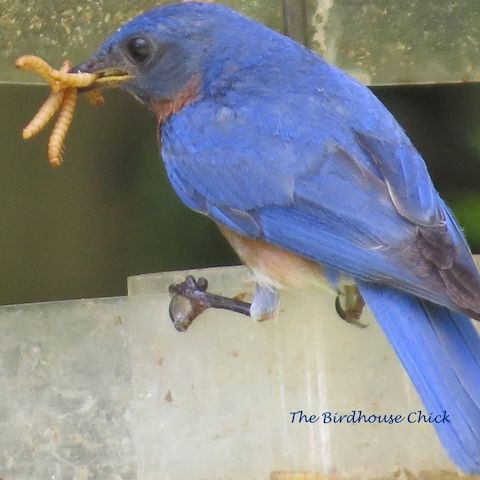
73 2 272 120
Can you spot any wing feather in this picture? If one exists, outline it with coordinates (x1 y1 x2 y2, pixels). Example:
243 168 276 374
160 61 480 318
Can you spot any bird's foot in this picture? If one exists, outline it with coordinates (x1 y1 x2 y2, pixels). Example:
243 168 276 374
335 284 368 328
168 275 251 332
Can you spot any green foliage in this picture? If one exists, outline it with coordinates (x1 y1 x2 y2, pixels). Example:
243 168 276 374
448 193 480 253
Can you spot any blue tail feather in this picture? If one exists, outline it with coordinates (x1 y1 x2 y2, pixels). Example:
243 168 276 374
358 281 480 473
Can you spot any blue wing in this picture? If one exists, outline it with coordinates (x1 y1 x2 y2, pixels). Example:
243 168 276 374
161 54 480 319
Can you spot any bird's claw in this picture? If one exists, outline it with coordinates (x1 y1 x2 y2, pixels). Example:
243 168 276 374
335 288 368 328
168 275 251 332
168 276 209 332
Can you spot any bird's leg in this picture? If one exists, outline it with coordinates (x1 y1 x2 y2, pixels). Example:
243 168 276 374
335 284 368 328
168 275 251 332
250 283 280 321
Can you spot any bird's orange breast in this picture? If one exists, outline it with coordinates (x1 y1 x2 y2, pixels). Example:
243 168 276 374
218 225 327 290
150 74 201 125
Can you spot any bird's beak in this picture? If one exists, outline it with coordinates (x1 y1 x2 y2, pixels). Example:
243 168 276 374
69 58 133 92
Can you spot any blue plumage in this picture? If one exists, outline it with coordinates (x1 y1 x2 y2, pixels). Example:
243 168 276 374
75 2 480 472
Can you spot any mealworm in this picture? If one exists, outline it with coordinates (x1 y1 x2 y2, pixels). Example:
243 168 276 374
22 91 66 140
22 61 71 140
86 89 105 106
15 55 58 85
17 54 106 166
48 88 78 167
15 54 95 90
49 69 95 90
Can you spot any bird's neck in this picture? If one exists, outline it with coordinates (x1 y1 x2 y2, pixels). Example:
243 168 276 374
150 75 202 125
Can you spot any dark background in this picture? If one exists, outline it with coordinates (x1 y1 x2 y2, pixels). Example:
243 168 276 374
1 82 479 305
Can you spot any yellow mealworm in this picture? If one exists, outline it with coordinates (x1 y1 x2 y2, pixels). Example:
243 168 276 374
22 90 66 140
48 88 78 167
49 69 95 90
21 61 71 140
15 55 57 85
16 55 95 90
86 89 105 106
17 55 106 166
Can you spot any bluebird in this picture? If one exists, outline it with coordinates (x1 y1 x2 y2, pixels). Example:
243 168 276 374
72 2 480 472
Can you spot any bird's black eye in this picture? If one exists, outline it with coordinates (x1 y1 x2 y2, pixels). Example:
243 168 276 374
126 36 151 64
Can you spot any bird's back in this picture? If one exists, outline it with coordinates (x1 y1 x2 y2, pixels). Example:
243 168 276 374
159 4 480 320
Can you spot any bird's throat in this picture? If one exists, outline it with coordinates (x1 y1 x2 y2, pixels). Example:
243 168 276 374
150 75 201 125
